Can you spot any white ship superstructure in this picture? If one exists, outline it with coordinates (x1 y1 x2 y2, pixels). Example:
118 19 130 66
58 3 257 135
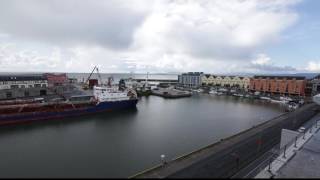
93 86 137 102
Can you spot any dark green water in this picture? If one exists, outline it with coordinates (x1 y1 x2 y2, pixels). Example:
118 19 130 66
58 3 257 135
0 94 284 178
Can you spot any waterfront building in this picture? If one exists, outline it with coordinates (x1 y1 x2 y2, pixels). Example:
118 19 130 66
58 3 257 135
44 73 67 87
249 75 306 96
306 74 320 96
0 74 48 99
178 72 204 88
0 75 48 90
201 75 250 90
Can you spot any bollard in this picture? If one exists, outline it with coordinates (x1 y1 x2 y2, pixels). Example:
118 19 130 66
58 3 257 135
268 158 272 172
161 154 166 165
310 126 312 133
303 131 306 140
294 136 297 148
283 145 287 159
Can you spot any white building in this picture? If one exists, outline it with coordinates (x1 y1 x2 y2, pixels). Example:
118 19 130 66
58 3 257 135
202 75 250 90
178 72 204 88
0 75 48 90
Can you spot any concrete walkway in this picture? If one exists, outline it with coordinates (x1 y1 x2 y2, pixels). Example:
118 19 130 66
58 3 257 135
255 114 320 178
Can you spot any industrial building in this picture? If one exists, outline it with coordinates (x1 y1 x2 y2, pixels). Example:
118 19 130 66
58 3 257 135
0 73 73 100
0 74 48 99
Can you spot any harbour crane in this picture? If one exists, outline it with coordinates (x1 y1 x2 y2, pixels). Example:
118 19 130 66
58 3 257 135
83 66 103 90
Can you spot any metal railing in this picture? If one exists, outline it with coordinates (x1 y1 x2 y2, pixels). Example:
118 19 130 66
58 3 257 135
242 119 319 178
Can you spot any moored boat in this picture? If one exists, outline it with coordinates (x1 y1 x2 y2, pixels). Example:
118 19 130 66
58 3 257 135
0 86 138 125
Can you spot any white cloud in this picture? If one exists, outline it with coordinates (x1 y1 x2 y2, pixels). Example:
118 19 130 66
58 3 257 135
240 53 297 74
0 0 303 73
305 61 320 72
251 54 272 65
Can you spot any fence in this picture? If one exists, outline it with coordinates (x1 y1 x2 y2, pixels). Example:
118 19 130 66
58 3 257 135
167 103 319 178
242 118 319 178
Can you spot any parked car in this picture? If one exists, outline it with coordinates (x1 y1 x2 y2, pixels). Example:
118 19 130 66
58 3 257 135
298 127 306 133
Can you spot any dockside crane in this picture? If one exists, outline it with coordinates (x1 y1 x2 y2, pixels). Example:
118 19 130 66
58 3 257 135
83 66 103 90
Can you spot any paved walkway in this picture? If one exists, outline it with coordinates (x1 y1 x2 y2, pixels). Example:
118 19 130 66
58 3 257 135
255 113 320 178
276 125 320 178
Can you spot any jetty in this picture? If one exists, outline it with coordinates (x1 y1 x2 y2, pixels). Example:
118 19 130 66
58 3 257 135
151 88 191 98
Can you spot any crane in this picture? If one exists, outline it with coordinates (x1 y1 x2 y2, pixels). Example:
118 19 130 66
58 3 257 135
83 66 103 90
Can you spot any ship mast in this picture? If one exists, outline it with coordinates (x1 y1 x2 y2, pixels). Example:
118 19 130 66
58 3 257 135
145 72 149 87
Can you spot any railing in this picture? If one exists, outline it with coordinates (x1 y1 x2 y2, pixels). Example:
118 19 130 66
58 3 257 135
242 119 319 178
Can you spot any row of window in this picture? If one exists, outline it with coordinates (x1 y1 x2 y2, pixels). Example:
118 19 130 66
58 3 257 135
2 84 47 89
0 81 47 85
251 84 301 93
5 89 47 98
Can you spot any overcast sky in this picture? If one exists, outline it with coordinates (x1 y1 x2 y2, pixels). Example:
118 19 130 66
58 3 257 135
0 0 319 74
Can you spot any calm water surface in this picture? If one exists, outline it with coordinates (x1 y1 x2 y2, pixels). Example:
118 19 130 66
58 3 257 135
0 94 284 178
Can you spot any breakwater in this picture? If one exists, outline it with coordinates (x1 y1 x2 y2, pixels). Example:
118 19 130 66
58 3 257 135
131 103 319 178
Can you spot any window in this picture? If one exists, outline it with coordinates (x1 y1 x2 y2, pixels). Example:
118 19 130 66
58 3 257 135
24 91 29 97
34 84 41 88
10 85 19 89
40 90 47 96
6 92 12 98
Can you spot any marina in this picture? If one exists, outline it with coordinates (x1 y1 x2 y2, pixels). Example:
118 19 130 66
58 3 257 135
0 72 317 178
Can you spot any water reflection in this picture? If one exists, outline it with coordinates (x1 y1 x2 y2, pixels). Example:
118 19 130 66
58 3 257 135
0 94 283 178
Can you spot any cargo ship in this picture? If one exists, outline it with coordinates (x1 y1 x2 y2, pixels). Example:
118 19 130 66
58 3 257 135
0 86 138 125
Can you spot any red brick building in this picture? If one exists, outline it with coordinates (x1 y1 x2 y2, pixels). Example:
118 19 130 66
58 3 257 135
44 73 67 87
249 76 307 96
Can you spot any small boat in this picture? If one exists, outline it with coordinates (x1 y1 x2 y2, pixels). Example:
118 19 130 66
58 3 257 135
260 96 271 101
219 88 228 92
270 99 285 104
230 89 236 93
209 90 218 94
280 96 293 101
197 89 204 93
217 92 224 96
233 93 244 97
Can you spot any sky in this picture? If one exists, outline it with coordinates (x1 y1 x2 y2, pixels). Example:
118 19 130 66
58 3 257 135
0 0 319 74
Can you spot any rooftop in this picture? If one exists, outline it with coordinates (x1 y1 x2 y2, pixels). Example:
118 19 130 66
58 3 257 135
0 74 46 81
253 75 306 80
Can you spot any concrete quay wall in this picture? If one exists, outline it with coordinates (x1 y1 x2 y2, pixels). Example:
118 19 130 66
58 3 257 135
131 103 319 178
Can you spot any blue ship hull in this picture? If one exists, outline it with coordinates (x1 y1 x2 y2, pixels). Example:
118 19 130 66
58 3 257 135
0 99 138 125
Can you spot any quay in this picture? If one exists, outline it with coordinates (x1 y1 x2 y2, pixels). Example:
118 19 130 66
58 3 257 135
254 112 320 178
151 88 191 98
130 103 319 178
134 78 178 87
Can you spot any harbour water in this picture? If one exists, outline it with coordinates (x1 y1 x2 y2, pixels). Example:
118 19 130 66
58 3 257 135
0 93 284 178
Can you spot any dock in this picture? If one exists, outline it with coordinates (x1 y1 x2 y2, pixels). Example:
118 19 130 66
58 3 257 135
151 88 192 98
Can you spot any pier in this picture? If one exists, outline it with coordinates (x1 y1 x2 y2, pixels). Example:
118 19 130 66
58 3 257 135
151 88 191 98
130 103 319 178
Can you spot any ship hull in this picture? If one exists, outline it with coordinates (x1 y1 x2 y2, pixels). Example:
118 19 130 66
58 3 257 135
0 99 138 125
